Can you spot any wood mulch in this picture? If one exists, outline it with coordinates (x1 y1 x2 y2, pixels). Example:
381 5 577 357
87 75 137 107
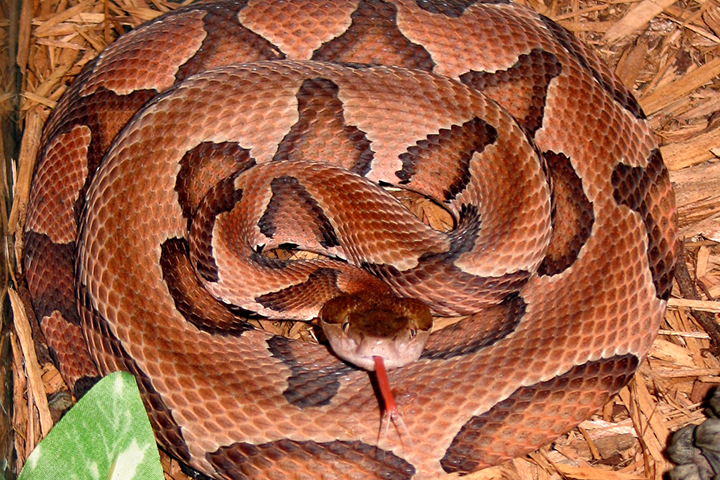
5 0 720 479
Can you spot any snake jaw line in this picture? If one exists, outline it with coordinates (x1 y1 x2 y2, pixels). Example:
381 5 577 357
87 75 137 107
318 292 432 370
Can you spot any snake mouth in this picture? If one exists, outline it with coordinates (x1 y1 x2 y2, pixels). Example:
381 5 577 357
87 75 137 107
317 292 433 371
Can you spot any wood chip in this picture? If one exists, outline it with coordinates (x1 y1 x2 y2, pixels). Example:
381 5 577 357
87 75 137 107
615 38 648 88
668 297 720 312
9 289 53 437
33 0 94 37
661 125 720 170
703 1 720 37
641 57 720 115
650 338 698 367
602 0 679 43
8 107 45 260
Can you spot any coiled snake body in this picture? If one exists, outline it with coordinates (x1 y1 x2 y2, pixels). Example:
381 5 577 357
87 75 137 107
23 1 678 478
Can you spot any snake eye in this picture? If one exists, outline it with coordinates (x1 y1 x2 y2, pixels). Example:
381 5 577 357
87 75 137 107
342 321 350 334
409 328 417 339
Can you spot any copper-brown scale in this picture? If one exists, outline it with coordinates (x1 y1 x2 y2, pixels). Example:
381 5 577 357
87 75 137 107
23 1 677 479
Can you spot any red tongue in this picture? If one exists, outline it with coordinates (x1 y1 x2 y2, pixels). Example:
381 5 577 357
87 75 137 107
373 356 413 451
373 356 397 416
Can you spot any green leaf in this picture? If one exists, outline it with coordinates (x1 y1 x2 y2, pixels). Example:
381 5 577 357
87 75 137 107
19 371 164 480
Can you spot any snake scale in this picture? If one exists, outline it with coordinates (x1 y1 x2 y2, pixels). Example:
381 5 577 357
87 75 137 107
23 0 679 478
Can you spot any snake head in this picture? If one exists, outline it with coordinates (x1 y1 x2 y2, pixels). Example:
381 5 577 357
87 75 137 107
318 292 432 371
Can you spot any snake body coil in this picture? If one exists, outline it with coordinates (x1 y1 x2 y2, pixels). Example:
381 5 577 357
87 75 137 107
24 1 678 478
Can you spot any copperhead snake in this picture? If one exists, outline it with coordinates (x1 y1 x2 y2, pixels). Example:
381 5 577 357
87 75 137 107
23 0 679 478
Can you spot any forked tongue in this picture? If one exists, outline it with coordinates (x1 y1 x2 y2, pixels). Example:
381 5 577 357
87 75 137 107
373 356 397 415
373 356 412 451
